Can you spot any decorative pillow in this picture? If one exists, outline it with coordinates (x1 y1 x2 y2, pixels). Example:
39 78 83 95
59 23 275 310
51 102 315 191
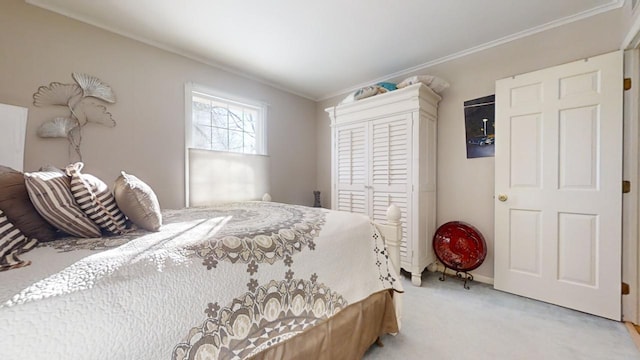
38 164 65 174
377 82 397 92
339 91 357 105
396 75 450 94
114 171 162 232
0 209 38 271
354 85 380 100
24 170 101 238
66 163 127 234
0 166 57 241
340 83 396 104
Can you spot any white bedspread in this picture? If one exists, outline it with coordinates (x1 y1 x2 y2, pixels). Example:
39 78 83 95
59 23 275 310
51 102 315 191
0 202 401 359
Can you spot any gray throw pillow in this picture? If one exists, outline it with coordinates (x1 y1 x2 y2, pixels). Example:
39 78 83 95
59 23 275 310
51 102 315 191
113 171 162 232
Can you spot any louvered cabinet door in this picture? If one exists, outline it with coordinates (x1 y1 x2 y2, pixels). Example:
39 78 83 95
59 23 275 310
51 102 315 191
372 192 409 261
370 115 412 265
334 123 368 214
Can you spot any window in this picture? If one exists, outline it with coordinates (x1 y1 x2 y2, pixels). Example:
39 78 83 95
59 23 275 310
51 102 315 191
186 84 266 155
184 83 270 207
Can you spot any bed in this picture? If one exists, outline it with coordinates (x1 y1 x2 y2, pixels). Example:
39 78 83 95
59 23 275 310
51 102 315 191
0 199 403 359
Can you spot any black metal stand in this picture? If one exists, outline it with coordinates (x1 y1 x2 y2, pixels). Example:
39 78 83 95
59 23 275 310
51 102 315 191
313 191 321 208
439 266 474 290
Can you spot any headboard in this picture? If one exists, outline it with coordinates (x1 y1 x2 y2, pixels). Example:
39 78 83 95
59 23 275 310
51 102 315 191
0 103 28 171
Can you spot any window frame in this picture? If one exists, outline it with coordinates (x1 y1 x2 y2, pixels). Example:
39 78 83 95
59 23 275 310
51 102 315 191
184 82 269 207
185 82 267 156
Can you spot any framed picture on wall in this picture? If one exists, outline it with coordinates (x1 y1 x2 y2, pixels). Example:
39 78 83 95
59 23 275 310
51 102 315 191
464 94 495 159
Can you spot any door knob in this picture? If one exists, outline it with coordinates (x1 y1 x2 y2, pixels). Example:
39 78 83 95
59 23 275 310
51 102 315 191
498 194 508 202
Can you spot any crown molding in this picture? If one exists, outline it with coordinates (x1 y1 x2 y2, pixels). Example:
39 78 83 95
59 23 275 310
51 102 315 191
26 0 624 102
25 0 317 101
622 0 640 49
319 0 625 101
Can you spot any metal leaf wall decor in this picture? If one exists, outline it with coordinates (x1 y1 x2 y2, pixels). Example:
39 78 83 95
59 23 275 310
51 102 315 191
33 73 117 161
37 117 78 138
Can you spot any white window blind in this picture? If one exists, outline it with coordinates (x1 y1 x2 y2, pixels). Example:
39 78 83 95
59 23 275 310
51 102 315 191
188 148 270 206
185 83 270 206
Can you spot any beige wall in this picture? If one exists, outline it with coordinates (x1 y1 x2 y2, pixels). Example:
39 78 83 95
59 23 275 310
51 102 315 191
0 0 318 209
317 8 630 280
1 1 632 280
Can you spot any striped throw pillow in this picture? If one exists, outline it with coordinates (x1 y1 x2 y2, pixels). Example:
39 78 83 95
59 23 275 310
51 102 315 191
0 209 38 271
66 163 127 234
0 165 57 241
24 170 101 238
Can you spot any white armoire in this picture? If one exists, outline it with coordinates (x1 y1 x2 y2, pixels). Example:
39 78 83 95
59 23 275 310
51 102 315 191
326 83 440 286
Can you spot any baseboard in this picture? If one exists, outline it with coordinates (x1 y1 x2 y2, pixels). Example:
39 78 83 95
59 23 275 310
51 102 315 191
624 321 640 352
428 262 495 286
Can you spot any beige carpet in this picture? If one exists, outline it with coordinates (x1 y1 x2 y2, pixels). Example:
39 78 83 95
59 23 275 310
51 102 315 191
364 271 640 360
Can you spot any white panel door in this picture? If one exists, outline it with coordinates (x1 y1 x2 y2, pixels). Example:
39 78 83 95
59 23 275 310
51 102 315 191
334 123 368 214
494 51 623 320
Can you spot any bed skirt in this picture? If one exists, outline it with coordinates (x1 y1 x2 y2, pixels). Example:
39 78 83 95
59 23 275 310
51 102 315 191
250 289 399 359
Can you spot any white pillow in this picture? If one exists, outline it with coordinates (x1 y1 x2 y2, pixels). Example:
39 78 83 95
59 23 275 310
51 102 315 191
339 91 356 105
396 75 450 94
354 85 380 100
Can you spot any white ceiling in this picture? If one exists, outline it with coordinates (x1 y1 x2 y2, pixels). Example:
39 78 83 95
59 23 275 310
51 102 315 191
27 0 624 100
